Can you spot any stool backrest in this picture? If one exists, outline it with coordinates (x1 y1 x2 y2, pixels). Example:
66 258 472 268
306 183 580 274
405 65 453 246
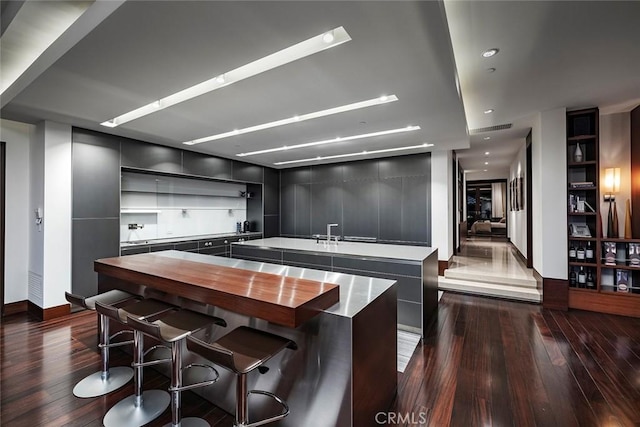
126 314 162 340
95 300 120 320
187 335 235 372
65 292 86 309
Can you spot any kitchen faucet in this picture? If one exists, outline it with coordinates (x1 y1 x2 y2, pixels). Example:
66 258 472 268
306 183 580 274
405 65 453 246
327 223 339 244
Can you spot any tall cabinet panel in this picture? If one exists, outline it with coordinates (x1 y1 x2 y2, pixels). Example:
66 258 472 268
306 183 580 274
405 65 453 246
343 179 378 239
401 176 429 243
310 183 342 236
121 138 182 173
379 178 403 242
72 129 121 297
295 184 312 237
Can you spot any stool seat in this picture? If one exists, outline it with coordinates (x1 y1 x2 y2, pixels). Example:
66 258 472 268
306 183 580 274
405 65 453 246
98 298 177 427
127 310 226 427
187 327 297 427
127 309 226 343
64 290 139 398
187 326 296 374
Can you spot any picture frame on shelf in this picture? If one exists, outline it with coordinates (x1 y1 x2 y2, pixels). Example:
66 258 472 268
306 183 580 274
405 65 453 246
615 270 630 292
604 241 617 265
570 224 591 237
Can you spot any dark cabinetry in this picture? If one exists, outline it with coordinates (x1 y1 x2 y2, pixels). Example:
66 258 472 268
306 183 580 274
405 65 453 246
182 151 232 180
121 138 182 174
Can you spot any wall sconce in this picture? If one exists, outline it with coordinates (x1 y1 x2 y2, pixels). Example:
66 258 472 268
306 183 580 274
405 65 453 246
603 167 620 202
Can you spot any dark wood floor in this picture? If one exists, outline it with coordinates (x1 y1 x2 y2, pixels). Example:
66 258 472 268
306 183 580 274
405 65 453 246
2 292 639 426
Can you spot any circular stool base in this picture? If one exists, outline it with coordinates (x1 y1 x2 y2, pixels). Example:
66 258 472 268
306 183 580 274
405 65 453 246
73 366 134 398
163 417 210 427
103 389 170 427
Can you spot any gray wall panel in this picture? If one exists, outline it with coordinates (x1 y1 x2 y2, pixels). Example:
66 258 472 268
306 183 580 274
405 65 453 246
121 138 182 173
295 184 311 236
72 130 120 219
378 178 403 241
311 163 344 183
182 151 232 179
263 167 280 215
310 183 342 236
280 185 295 235
402 176 428 243
279 153 431 244
343 159 379 181
397 300 421 329
343 179 378 239
72 219 120 297
232 162 263 183
281 167 311 186
283 251 332 268
264 215 280 238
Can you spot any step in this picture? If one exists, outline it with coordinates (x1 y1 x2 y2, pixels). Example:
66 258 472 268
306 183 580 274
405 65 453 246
438 277 542 303
444 268 538 289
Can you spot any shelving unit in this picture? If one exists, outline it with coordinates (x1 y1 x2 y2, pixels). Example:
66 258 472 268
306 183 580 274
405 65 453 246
565 107 640 317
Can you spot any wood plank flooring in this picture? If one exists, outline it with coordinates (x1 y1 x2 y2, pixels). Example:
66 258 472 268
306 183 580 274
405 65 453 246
2 292 639 426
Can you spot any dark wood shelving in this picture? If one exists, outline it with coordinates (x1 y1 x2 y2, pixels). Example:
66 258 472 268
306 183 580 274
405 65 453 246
568 261 597 267
568 161 597 167
567 135 598 141
600 237 640 243
600 263 640 271
567 212 597 216
568 287 598 293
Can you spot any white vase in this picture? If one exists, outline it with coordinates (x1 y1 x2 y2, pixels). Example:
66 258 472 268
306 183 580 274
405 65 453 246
574 142 583 162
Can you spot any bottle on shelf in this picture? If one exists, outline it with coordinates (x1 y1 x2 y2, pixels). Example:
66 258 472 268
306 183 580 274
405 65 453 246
569 243 577 261
577 266 586 288
577 244 586 261
586 241 594 262
586 270 595 289
569 268 577 287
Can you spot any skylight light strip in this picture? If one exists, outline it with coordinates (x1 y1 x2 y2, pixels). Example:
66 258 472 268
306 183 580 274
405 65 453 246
184 95 399 145
101 26 352 128
273 143 435 166
237 125 420 157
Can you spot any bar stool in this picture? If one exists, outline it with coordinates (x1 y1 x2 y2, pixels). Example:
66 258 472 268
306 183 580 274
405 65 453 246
65 290 139 398
186 326 297 427
127 309 227 427
96 298 177 427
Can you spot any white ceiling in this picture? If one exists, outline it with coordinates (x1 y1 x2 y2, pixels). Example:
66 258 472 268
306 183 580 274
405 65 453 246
1 1 639 172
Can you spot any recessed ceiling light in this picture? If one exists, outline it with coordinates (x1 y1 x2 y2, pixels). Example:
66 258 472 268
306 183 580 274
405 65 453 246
483 169 488 172
484 161 489 165
237 125 420 157
484 109 494 114
183 94 399 145
274 143 434 166
485 151 490 155
484 136 491 140
101 26 352 128
482 48 499 58
487 68 496 73
322 30 335 43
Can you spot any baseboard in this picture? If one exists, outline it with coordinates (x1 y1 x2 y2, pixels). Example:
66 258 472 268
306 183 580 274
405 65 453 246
438 256 453 276
3 300 28 316
27 301 71 321
510 243 528 266
542 277 568 311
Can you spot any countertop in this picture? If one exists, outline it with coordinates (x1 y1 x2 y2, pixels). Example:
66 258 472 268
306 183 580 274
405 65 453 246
120 231 262 247
95 250 340 328
233 237 436 262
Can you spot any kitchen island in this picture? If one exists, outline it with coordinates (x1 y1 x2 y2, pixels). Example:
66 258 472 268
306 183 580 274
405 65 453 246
95 250 397 426
231 237 438 336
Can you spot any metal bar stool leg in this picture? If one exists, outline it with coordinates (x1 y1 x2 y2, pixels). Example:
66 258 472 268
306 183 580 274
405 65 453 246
236 373 249 427
103 329 170 427
73 312 134 398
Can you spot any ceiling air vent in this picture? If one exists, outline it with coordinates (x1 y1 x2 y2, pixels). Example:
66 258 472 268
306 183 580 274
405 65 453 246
470 123 512 134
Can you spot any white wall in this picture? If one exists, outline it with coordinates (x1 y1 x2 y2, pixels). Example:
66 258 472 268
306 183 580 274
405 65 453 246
29 121 72 308
532 108 567 279
509 142 527 258
0 119 32 304
431 150 453 262
599 112 631 237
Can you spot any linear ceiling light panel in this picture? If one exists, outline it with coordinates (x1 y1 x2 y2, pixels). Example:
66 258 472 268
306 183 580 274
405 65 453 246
184 94 399 145
101 26 352 128
274 143 434 166
236 125 420 157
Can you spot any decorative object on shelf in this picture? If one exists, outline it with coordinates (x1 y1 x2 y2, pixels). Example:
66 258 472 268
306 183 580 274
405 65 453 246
603 167 621 237
577 266 586 287
569 268 577 287
576 244 586 261
604 242 617 266
574 142 583 162
629 243 640 267
615 270 630 292
625 199 632 239
569 244 576 261
586 269 595 289
586 241 594 262
570 224 591 237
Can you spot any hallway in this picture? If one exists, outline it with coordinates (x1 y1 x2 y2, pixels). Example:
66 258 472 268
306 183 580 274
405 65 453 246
439 237 541 302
